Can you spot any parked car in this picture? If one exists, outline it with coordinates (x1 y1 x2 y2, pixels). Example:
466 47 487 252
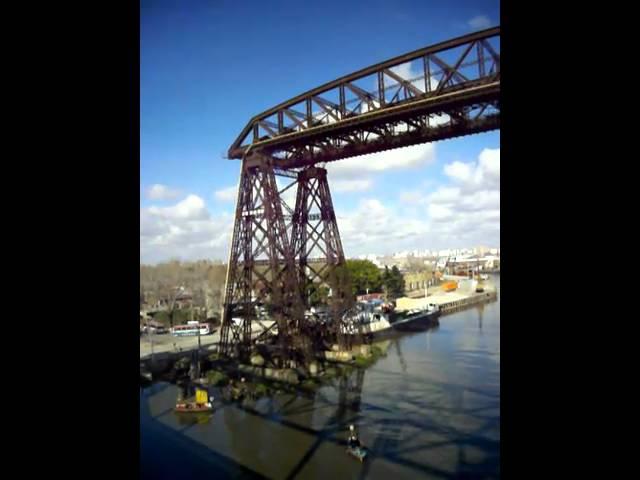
149 325 168 334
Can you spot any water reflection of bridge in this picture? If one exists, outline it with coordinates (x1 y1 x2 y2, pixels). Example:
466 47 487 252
141 333 498 479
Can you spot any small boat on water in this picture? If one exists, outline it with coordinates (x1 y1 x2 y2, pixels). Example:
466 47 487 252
346 425 368 462
391 305 440 332
346 446 367 462
175 388 213 413
174 402 213 413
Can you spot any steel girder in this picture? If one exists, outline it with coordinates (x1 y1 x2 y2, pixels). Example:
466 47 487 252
220 27 501 362
219 159 307 363
228 27 500 167
220 161 361 360
289 166 361 349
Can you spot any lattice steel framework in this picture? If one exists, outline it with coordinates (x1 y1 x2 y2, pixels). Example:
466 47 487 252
219 158 308 363
228 27 500 167
291 166 344 295
219 27 500 361
289 166 361 349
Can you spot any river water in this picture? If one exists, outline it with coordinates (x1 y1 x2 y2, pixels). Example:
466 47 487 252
141 274 500 479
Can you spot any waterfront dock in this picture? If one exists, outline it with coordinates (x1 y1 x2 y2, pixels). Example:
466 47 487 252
397 283 498 316
432 289 498 315
140 286 497 367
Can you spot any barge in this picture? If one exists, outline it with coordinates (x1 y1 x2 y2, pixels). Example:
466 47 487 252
390 305 440 332
343 302 441 340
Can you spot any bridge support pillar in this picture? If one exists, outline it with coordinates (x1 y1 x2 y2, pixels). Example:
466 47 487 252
291 166 361 349
220 158 306 364
220 161 363 364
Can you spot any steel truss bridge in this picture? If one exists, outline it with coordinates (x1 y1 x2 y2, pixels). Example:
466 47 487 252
219 26 500 366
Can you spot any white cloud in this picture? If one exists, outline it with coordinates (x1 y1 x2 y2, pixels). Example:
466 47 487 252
457 189 500 212
326 143 436 179
429 186 461 205
443 147 500 193
428 203 454 221
468 15 492 30
443 161 473 183
148 194 209 220
145 184 182 201
214 185 238 202
337 198 430 254
479 148 500 178
331 178 373 193
141 195 233 263
330 147 499 255
141 148 499 263
423 148 500 245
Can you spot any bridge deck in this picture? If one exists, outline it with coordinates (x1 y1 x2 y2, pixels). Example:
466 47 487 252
228 27 499 168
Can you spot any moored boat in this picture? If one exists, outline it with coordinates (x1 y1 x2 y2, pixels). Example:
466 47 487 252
391 305 440 332
174 388 213 413
341 301 440 340
174 402 213 413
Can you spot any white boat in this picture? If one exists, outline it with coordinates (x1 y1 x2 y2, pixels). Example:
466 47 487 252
341 302 439 339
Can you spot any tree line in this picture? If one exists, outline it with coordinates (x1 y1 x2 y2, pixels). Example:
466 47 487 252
140 260 226 319
306 260 405 306
140 258 406 321
344 260 405 299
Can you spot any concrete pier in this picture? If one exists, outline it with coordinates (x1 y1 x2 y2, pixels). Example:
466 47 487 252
435 290 498 315
396 284 498 315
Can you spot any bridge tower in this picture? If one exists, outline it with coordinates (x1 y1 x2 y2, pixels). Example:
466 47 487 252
220 160 360 362
290 166 360 349
219 157 307 364
219 27 500 362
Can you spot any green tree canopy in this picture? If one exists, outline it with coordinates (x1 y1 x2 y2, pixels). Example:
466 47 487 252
381 265 405 300
345 259 383 295
388 265 406 299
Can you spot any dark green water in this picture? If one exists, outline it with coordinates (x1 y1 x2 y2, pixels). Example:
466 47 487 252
141 274 500 479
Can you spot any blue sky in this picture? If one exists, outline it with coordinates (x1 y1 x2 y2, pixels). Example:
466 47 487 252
140 0 501 264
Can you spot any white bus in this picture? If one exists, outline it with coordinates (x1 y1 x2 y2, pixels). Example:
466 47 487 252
171 323 212 337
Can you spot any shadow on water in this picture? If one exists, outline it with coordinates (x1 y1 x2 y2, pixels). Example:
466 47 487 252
242 371 496 478
141 278 500 479
141 389 269 479
355 376 499 479
142 366 498 479
141 367 371 479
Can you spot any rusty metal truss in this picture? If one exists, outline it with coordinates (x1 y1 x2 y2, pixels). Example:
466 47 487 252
289 166 362 349
219 27 500 363
291 166 345 295
228 27 500 168
219 158 308 363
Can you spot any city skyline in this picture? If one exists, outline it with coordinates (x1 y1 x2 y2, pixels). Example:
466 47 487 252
139 245 500 266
